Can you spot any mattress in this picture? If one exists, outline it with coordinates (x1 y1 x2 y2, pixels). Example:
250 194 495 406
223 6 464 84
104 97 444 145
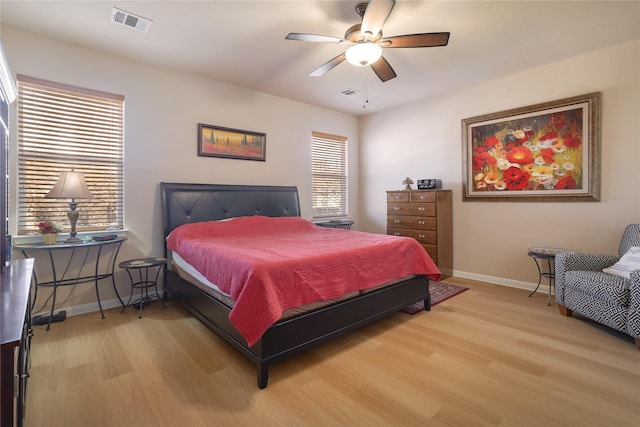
171 251 361 319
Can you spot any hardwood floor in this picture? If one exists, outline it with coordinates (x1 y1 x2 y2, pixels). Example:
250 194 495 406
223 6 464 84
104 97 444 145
25 277 639 426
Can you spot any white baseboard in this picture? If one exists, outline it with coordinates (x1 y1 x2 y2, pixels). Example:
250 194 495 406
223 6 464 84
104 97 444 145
451 269 553 295
32 294 162 318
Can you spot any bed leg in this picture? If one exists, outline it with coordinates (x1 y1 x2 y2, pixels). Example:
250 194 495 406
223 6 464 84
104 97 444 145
257 363 269 389
424 294 432 311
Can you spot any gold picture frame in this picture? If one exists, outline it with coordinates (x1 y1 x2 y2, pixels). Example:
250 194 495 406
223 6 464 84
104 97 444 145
461 92 601 202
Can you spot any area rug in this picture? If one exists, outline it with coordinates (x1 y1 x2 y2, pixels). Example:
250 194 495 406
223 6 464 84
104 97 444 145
401 281 468 314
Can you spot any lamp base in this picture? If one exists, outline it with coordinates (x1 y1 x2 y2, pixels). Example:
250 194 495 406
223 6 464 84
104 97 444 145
64 236 84 244
66 206 82 243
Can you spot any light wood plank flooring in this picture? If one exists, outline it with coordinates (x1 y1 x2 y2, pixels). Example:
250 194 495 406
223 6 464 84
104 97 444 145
25 277 640 426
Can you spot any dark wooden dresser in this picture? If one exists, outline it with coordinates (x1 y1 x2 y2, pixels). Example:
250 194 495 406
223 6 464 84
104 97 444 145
386 190 452 278
1 258 34 427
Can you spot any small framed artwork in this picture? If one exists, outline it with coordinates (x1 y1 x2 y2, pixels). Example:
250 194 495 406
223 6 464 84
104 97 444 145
461 92 601 202
198 123 266 161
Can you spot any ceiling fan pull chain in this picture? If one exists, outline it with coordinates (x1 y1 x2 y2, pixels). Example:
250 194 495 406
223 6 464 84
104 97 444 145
362 68 369 109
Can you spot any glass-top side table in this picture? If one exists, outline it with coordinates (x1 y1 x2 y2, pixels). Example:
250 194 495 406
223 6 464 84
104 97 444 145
14 237 127 329
119 257 167 318
527 247 574 306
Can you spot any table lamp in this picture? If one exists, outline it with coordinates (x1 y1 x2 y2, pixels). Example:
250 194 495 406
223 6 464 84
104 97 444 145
45 171 94 243
402 177 414 190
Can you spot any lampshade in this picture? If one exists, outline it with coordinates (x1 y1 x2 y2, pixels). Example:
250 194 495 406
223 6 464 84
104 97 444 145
345 42 382 67
45 171 94 200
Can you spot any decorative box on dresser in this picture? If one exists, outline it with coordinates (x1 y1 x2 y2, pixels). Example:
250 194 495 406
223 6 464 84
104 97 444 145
386 190 452 278
1 258 34 427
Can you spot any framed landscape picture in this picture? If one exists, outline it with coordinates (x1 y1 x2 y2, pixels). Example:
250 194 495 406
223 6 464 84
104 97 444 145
461 92 601 202
198 123 266 161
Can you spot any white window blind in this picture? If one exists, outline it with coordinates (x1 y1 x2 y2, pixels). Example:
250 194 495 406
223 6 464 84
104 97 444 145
17 75 124 234
311 131 348 218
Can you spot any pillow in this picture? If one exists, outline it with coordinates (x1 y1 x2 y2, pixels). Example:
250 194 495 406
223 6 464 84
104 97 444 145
603 246 640 279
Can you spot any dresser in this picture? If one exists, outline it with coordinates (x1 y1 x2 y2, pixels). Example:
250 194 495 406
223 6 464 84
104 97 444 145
386 190 452 278
1 258 34 427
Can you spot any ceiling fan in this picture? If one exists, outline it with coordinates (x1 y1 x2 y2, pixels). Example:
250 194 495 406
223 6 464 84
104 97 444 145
285 0 450 82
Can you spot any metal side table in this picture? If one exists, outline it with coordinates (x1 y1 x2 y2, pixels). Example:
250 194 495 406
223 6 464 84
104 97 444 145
527 247 572 306
15 237 126 330
119 257 167 318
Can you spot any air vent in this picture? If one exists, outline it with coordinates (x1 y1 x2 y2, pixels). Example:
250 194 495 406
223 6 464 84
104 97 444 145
339 88 361 97
111 8 152 33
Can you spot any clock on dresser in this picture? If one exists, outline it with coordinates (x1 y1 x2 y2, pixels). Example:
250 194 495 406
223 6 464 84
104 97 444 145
417 179 442 190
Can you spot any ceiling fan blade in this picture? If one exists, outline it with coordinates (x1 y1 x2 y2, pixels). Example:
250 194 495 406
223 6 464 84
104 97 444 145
361 0 395 40
309 53 347 77
380 32 450 48
285 33 346 44
370 56 397 82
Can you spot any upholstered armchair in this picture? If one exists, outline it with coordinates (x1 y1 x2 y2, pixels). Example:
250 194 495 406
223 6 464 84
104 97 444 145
554 224 640 349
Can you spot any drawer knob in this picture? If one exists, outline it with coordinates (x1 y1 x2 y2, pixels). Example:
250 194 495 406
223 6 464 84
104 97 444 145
418 221 424 225
394 233 401 236
393 206 399 211
419 234 425 239
394 219 401 224
418 207 425 211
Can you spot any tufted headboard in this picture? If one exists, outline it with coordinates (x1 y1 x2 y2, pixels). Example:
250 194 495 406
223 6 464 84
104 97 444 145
160 182 301 238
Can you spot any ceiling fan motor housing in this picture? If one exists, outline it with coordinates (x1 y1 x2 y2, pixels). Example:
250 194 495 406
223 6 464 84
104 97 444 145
345 23 382 43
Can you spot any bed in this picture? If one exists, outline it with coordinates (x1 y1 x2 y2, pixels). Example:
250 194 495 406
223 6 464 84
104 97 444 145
161 182 440 388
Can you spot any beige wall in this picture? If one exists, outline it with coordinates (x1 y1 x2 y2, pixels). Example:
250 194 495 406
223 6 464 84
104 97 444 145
359 39 640 289
2 25 359 314
3 23 639 314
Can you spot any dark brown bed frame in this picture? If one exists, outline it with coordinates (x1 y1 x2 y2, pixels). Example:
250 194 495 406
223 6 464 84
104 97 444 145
161 182 431 389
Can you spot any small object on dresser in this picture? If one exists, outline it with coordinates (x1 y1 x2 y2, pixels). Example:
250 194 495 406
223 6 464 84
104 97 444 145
417 179 442 190
402 177 414 190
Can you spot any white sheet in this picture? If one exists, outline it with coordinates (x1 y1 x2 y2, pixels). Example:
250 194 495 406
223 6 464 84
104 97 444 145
172 251 231 298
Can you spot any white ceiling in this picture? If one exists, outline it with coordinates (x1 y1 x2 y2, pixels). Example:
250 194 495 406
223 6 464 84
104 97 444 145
1 1 639 116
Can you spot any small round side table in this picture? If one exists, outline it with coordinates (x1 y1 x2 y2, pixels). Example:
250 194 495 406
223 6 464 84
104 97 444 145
119 257 168 318
527 247 572 306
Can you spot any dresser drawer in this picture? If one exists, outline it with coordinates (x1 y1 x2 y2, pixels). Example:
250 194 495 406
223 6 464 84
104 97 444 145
387 202 436 216
421 244 437 261
387 228 436 245
410 192 436 203
387 215 436 230
386 192 409 203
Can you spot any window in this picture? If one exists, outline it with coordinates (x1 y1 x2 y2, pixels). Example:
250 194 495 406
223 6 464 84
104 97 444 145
17 75 124 234
311 131 348 218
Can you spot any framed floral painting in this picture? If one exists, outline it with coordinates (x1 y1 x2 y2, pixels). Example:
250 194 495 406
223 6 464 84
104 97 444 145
461 92 601 202
198 123 266 161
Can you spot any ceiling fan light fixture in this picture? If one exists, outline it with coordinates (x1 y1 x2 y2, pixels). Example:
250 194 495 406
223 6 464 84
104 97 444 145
345 42 382 66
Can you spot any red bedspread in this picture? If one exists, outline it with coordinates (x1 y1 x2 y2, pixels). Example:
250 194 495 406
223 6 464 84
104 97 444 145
167 216 441 346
